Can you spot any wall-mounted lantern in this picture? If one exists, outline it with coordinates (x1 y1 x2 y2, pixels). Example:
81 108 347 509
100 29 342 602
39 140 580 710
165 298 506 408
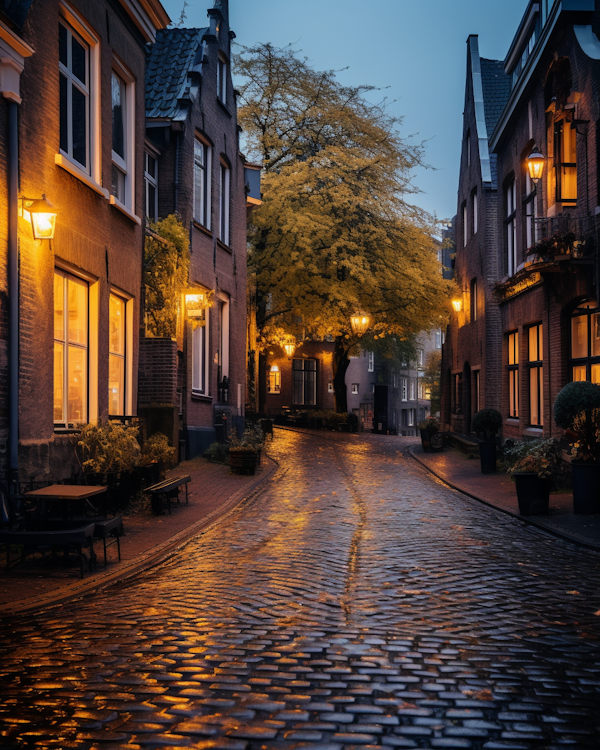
283 341 296 358
526 147 545 184
451 297 463 313
350 311 371 335
22 195 58 240
185 292 208 318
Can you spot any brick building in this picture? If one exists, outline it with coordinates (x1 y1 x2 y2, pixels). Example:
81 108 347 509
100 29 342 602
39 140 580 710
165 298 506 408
0 0 168 488
443 0 600 441
144 0 254 458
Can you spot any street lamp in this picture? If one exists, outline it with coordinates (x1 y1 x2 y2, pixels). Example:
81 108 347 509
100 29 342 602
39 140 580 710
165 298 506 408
23 194 58 240
526 146 545 184
283 340 296 358
350 312 371 335
452 297 463 313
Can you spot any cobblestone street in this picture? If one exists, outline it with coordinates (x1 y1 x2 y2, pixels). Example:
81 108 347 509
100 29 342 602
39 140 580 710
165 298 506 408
2 429 600 749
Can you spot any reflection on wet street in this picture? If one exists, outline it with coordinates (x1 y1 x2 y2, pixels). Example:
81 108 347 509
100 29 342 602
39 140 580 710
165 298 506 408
1 429 600 749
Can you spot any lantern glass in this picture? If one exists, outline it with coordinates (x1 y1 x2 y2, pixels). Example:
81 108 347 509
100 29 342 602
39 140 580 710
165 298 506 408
526 149 545 183
452 298 463 313
31 212 57 240
270 365 280 373
350 312 371 335
283 343 296 357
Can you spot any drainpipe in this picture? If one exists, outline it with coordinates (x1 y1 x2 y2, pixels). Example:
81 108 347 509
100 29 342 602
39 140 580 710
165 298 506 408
7 100 19 497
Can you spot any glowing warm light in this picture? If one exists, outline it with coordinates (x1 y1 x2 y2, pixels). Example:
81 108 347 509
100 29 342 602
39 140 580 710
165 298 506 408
270 365 280 373
452 298 463 313
185 293 206 307
283 342 296 357
526 147 545 183
25 195 58 239
350 312 371 335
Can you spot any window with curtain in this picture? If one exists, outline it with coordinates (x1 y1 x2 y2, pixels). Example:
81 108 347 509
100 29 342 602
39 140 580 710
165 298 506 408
508 331 519 418
528 323 543 426
54 270 88 426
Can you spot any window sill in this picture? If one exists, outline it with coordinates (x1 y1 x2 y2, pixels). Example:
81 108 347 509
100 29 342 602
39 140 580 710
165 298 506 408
55 153 109 199
217 239 232 253
217 98 232 117
193 220 213 238
505 417 520 425
524 427 543 437
191 392 213 402
109 196 142 225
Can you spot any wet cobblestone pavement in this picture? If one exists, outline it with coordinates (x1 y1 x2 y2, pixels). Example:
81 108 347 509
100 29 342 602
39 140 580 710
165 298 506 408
2 429 600 750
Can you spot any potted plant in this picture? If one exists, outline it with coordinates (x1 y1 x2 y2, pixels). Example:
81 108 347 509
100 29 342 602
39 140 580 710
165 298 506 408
228 425 265 475
505 438 564 515
418 417 442 453
141 432 176 484
472 408 502 474
554 381 600 514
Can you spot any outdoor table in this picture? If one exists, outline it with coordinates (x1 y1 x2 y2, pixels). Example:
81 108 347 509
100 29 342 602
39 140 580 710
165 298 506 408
23 485 108 523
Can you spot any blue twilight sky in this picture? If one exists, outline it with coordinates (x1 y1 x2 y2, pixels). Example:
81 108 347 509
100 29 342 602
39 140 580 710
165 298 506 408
160 0 527 222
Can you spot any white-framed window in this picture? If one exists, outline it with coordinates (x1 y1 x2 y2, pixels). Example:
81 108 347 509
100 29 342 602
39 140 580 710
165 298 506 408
192 307 209 395
54 269 88 427
293 359 317 405
351 383 359 395
218 297 230 382
217 53 228 103
435 329 442 349
144 152 158 222
417 349 424 368
108 293 126 416
194 138 211 228
110 60 136 214
401 378 408 402
472 190 478 234
59 19 90 171
506 179 518 276
463 202 468 247
268 367 281 394
408 408 416 427
367 351 374 372
219 161 230 245
409 379 416 401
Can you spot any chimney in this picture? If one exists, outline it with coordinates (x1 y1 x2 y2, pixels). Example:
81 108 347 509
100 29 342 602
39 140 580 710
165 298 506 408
214 0 229 24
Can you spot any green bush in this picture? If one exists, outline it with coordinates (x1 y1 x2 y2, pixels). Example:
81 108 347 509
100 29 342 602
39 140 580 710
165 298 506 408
204 442 230 463
472 408 502 441
554 381 600 429
77 420 141 474
418 417 440 434
141 432 176 466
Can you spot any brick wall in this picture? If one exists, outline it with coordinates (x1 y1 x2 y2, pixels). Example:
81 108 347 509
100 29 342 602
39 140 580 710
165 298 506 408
138 338 178 407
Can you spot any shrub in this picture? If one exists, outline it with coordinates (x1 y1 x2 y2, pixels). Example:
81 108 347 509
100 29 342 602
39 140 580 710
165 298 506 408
505 438 566 484
554 381 600 429
204 442 230 463
141 432 176 466
472 408 502 441
418 417 440 434
77 420 141 474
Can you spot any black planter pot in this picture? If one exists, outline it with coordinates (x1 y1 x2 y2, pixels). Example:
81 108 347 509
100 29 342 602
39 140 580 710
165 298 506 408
420 429 431 453
479 441 497 474
513 472 550 515
571 462 600 515
229 450 257 475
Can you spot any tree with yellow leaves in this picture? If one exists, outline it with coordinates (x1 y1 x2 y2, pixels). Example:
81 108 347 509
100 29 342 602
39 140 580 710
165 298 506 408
237 43 453 412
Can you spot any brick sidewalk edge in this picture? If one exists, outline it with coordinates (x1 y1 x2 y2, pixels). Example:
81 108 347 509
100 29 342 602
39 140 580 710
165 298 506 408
409 446 600 553
3 457 279 616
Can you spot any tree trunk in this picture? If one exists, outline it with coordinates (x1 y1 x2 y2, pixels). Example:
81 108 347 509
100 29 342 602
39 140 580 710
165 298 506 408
332 337 350 414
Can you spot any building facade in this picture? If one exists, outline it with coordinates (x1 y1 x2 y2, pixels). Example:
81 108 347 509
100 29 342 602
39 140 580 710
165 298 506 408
0 0 168 487
144 0 252 459
443 0 600 440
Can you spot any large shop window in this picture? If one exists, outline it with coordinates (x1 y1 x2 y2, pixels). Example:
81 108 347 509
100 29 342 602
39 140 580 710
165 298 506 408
59 21 90 171
54 270 88 427
192 308 209 396
108 294 126 415
293 359 317 406
571 304 600 384
194 138 211 229
528 324 543 427
555 120 577 204
506 180 517 276
508 331 519 418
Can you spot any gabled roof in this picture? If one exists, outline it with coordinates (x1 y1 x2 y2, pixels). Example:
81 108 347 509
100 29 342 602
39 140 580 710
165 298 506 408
1 0 33 30
480 58 510 139
146 27 207 119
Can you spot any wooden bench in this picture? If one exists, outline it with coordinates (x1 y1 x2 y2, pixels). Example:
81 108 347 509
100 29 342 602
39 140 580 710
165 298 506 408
0 523 96 579
145 475 191 515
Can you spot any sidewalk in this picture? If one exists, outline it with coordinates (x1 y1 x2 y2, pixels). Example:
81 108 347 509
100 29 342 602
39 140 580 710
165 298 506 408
0 453 277 614
410 444 600 550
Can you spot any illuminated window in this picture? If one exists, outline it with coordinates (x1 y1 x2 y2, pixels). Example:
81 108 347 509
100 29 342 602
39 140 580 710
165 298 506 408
508 331 519 418
108 294 126 415
351 383 359 395
268 369 281 394
54 270 88 427
144 152 158 222
570 304 600 383
192 308 209 395
528 324 543 427
555 120 577 204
